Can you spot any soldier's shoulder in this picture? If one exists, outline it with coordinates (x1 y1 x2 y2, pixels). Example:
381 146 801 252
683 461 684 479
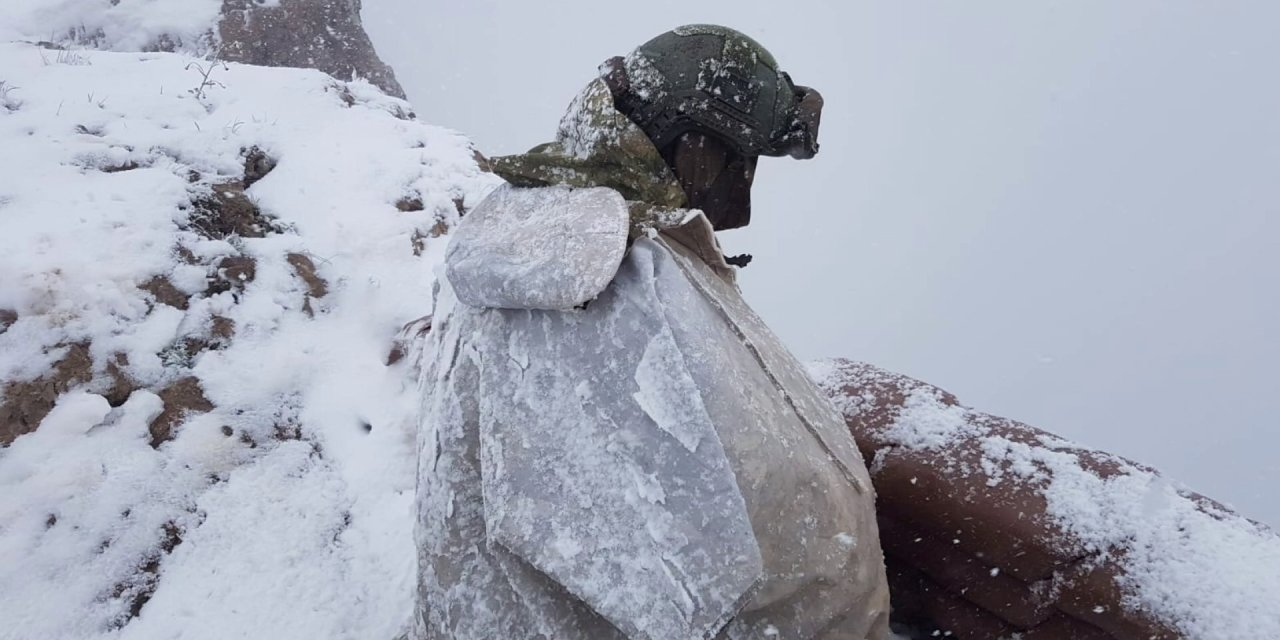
445 184 630 311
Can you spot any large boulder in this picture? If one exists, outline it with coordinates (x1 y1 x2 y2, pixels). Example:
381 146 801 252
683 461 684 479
218 0 405 98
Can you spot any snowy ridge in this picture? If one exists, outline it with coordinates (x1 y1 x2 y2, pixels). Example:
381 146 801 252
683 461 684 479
0 42 496 639
0 0 221 53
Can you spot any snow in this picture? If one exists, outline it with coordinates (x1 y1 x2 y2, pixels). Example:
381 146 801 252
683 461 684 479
879 390 975 451
0 41 496 639
0 0 221 53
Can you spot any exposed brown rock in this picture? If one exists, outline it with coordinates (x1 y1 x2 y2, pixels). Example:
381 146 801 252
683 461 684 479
242 146 277 189
100 160 141 173
217 255 257 287
102 352 137 408
0 308 16 334
472 149 493 173
174 245 198 264
188 182 268 239
218 0 405 99
286 253 327 318
286 253 328 299
395 196 424 212
209 315 236 343
411 219 450 256
148 377 214 448
386 314 432 366
1 343 93 446
138 275 190 310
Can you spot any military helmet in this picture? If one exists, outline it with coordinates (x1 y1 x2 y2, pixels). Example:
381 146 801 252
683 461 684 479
601 24 823 159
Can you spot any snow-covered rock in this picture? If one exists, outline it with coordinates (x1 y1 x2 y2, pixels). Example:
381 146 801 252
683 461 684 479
0 40 496 639
220 0 406 98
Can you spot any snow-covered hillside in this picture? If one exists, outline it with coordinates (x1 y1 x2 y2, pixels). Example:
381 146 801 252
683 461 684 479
0 41 496 639
4 5 1279 640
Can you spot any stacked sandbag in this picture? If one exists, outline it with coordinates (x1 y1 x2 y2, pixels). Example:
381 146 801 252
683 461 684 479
811 359 1280 640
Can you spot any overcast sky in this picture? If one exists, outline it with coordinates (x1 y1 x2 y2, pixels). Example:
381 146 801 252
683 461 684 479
364 1 1279 525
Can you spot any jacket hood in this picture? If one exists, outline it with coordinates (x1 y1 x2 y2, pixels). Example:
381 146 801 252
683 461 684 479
490 79 688 209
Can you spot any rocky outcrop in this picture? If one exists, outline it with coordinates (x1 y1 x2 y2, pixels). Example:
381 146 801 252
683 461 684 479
0 343 93 446
814 359 1278 640
8 1 405 97
218 0 405 98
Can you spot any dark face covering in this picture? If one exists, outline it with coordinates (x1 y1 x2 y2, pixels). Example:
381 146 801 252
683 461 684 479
662 132 758 231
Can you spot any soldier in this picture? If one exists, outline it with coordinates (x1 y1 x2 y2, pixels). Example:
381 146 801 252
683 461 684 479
414 25 890 640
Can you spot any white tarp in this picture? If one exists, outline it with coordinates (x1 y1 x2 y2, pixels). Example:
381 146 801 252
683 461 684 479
414 185 890 639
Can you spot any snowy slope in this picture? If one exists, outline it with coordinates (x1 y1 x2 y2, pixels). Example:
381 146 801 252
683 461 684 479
0 41 496 639
0 0 221 53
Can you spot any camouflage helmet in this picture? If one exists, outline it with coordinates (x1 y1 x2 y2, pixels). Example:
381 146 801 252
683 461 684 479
601 24 823 159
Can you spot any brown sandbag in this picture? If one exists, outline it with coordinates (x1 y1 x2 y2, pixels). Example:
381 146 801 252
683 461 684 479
887 563 1015 638
1019 614 1113 640
1055 556 1179 640
813 359 1222 639
878 515 1056 628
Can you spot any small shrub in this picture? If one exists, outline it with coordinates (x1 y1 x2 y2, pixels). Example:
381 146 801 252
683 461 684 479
0 81 20 112
185 57 228 101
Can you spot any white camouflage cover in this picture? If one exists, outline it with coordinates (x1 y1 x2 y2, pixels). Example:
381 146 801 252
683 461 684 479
445 184 630 310
413 185 890 639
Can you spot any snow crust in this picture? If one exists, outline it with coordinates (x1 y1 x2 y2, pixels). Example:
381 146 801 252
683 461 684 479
0 41 496 639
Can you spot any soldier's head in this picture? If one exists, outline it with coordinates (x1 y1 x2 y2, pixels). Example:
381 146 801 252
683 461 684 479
601 25 823 230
